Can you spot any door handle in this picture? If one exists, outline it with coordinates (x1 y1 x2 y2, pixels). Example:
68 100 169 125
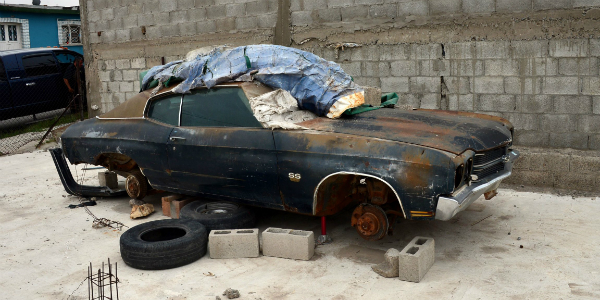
169 136 186 142
26 82 36 86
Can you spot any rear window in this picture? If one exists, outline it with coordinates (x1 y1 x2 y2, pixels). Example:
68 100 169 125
147 95 182 126
0 58 5 81
22 54 58 77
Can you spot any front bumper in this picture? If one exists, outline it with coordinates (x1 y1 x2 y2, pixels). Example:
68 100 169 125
435 149 520 221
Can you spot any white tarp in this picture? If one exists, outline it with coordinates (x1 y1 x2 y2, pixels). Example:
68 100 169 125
248 89 318 130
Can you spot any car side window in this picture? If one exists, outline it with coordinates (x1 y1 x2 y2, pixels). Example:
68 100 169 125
147 95 181 126
55 53 79 73
181 88 262 128
22 54 59 77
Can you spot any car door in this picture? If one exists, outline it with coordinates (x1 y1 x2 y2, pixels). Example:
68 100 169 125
12 52 63 114
165 87 282 208
0 57 12 118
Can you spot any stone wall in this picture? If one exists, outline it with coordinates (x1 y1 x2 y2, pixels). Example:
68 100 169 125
79 0 600 191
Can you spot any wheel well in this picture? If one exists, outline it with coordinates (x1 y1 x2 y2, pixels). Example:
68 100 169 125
313 173 403 217
94 153 139 177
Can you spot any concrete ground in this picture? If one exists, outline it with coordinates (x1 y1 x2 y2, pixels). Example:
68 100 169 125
1 149 599 300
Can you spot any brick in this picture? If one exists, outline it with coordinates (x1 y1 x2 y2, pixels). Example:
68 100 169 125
553 95 592 114
208 229 260 259
341 6 369 20
98 171 118 189
197 20 218 33
369 4 397 18
449 60 484 76
549 132 589 149
419 60 449 76
291 10 312 25
444 77 471 94
317 8 342 22
236 16 258 30
533 0 572 11
410 77 441 93
462 0 495 13
372 248 401 278
514 130 549 147
543 77 579 95
497 0 531 13
262 228 315 261
516 95 553 113
382 77 409 93
477 95 516 112
390 60 418 76
398 237 435 283
475 41 510 59
579 115 600 133
473 77 504 94
430 0 460 14
581 77 600 95
328 0 354 8
504 77 542 95
549 39 589 57
448 94 474 111
398 1 429 16
161 194 184 217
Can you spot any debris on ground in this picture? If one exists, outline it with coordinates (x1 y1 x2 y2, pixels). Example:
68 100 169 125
129 199 145 207
223 288 240 299
372 248 401 278
67 200 96 209
130 203 154 219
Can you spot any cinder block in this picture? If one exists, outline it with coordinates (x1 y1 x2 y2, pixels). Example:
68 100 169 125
398 236 435 283
209 229 260 259
473 77 504 94
540 114 577 132
410 77 441 93
503 113 539 131
317 8 342 22
549 39 589 57
369 4 397 18
291 11 313 25
372 248 401 278
363 86 382 106
98 171 118 189
430 0 461 14
549 132 590 149
449 60 484 76
581 77 600 95
497 0 532 13
381 77 409 93
398 1 429 16
341 6 369 21
236 16 258 30
390 60 418 76
462 0 495 13
533 0 572 11
262 227 314 261
504 77 542 95
419 93 441 109
477 95 516 112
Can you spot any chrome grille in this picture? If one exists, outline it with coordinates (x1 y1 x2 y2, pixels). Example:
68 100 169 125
472 146 507 181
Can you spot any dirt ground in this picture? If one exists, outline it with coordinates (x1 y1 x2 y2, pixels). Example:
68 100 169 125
1 149 599 300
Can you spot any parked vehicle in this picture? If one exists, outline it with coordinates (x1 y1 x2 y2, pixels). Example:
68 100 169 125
52 82 519 240
0 48 83 120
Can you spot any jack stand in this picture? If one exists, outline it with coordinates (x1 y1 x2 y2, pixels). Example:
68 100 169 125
317 216 333 245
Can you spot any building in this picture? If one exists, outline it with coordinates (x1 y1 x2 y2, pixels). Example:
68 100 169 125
0 3 82 54
79 0 600 192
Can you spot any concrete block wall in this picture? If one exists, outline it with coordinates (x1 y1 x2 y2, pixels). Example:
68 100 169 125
80 0 600 191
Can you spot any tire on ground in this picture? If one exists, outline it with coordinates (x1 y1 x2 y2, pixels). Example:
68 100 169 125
180 201 256 232
120 219 207 270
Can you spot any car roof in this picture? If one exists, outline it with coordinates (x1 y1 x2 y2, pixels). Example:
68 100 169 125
98 82 273 119
0 48 81 57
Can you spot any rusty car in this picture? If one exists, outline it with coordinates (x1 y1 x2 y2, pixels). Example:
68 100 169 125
51 82 519 240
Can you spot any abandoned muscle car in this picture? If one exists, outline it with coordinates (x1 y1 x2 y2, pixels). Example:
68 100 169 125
51 81 519 241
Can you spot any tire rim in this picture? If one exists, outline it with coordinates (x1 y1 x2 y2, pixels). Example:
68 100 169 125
197 202 238 214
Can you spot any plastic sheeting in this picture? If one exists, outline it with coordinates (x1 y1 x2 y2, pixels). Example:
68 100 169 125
141 45 364 118
248 89 318 130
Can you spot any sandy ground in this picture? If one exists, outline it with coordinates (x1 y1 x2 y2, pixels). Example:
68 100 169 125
1 149 599 300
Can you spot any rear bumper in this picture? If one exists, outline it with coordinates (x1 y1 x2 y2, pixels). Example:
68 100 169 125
435 150 520 221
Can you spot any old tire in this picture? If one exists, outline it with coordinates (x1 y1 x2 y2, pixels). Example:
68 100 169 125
120 219 207 270
180 201 256 232
125 172 148 200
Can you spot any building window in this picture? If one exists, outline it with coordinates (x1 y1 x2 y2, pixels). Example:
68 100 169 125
57 19 81 46
7 25 17 41
0 25 4 41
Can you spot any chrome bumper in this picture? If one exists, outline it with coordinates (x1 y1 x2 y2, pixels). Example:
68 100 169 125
435 150 520 221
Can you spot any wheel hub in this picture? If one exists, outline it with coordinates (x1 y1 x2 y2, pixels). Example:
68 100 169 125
126 176 141 198
351 204 389 241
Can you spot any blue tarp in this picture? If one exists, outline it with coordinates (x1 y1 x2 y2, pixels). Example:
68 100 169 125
141 45 363 117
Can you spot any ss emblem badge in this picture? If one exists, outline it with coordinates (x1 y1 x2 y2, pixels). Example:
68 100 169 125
288 173 301 182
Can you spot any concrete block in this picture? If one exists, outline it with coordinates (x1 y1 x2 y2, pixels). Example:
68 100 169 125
328 0 354 8
419 60 449 76
161 24 181 36
246 1 269 15
554 171 597 191
197 20 217 33
553 95 592 114
98 171 118 189
109 18 123 31
339 61 361 76
123 15 138 28
447 42 475 59
170 10 188 24
144 0 161 14
398 236 435 283
258 13 278 27
189 8 207 21
159 0 177 12
549 132 590 149
369 4 397 18
570 155 600 172
462 0 495 13
226 3 246 17
291 11 314 25
396 94 420 108
378 62 391 77
341 6 369 20
594 96 600 114
516 95 552 113
503 113 539 131
262 227 314 261
533 0 572 11
475 41 510 59
430 0 461 14
410 77 441 93
381 77 409 93
444 76 471 94
122 70 138 81
574 0 600 7
179 22 197 36
206 5 227 19
448 94 474 111
511 40 548 58
581 77 600 95
419 93 441 109
485 59 519 76
372 248 401 278
363 86 382 107
413 44 443 60
497 0 532 13
477 95 516 112
473 77 504 94
504 77 542 95
317 8 342 22
503 169 552 186
353 77 381 87
514 130 549 147
390 60 418 76
449 60 484 76
303 0 328 10
196 0 216 5
236 16 258 30
559 58 598 76
380 44 410 60
578 115 600 133
543 77 579 95
101 8 114 21
550 39 589 57
590 134 600 150
398 1 429 16
209 229 260 259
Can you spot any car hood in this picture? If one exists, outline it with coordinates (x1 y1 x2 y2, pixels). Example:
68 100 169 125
297 108 513 155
